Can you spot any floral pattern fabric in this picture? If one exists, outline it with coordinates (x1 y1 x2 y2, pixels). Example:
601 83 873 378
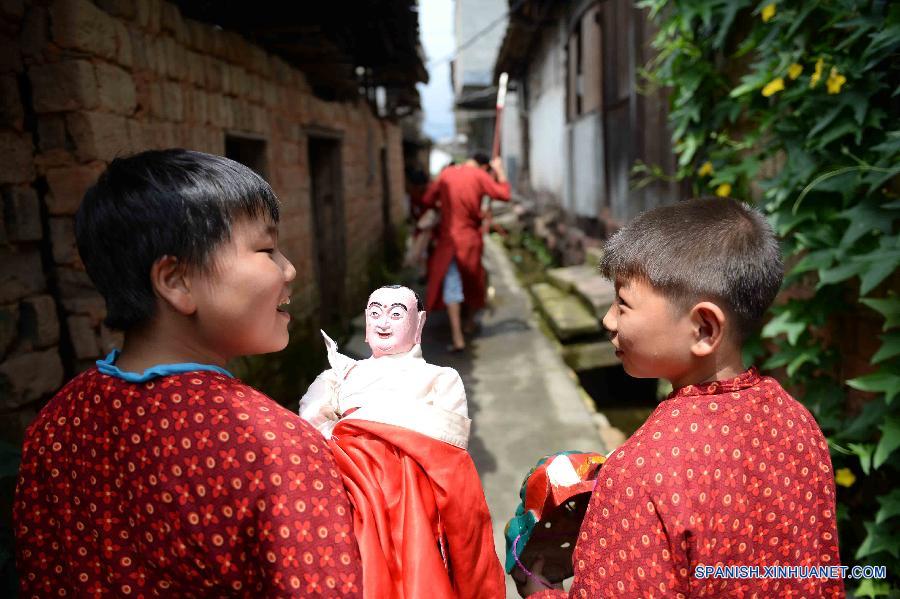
15 368 362 598
535 369 844 598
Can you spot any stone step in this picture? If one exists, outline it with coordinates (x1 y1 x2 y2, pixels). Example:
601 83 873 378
546 264 616 319
529 282 601 340
561 340 620 371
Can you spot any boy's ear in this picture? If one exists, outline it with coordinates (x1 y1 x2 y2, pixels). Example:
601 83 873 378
688 301 727 357
150 255 197 316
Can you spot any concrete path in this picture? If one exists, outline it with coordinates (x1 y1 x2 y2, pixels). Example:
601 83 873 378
420 237 606 597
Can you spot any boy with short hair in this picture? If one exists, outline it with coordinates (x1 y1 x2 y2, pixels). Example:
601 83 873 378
14 149 362 597
518 197 843 597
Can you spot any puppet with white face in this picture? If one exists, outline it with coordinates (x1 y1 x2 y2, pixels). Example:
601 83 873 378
297 285 504 598
299 285 469 447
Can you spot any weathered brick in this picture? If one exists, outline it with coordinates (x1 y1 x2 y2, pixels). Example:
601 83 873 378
94 0 136 20
128 27 148 71
29 60 98 112
135 0 161 33
203 56 223 91
95 61 136 115
67 313 99 358
45 161 105 215
49 216 78 264
184 87 206 124
0 249 45 303
20 293 60 348
185 50 204 85
57 266 94 298
0 130 34 184
0 74 22 130
3 185 41 241
0 348 64 408
161 80 184 121
50 0 117 60
186 19 209 53
36 114 67 151
113 20 133 68
207 93 231 128
20 6 49 60
0 36 22 73
0 302 18 357
162 36 186 81
60 291 105 325
66 111 129 161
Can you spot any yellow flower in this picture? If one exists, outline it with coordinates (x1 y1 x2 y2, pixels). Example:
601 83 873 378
835 467 856 488
826 67 846 94
762 77 785 97
715 183 732 197
698 161 714 177
810 58 824 88
787 63 803 80
761 3 776 22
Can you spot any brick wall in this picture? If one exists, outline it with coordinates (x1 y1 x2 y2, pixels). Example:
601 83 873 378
0 0 408 444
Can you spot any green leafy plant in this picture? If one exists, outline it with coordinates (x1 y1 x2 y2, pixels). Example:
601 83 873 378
639 0 899 594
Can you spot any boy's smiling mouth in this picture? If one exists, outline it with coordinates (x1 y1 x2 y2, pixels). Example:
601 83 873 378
276 296 291 313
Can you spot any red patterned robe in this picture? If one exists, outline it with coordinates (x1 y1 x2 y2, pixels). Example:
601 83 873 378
14 367 362 598
422 164 511 312
534 369 844 599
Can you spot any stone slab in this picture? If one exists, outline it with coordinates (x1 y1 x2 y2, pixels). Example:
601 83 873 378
546 264 616 318
529 282 600 341
561 340 620 372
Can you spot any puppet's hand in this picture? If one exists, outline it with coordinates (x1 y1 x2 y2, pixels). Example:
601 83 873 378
512 556 564 598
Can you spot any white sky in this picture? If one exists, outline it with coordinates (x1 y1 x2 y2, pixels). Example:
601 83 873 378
417 0 456 141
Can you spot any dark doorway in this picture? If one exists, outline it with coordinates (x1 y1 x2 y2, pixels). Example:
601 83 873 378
225 134 267 178
307 136 346 327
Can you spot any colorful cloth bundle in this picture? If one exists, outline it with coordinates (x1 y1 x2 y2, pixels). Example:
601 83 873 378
504 450 606 579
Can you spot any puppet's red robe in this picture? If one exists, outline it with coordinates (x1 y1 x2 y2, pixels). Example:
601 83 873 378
328 419 505 599
422 164 511 312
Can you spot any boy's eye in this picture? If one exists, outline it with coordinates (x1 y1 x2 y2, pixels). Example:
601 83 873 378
390 311 403 319
260 248 275 254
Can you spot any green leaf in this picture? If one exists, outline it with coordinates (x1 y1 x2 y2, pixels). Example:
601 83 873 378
761 310 807 345
786 348 820 377
836 397 888 442
808 104 845 139
792 248 836 274
837 196 897 247
854 578 893 598
856 520 900 559
872 331 900 364
860 297 900 330
876 488 900 525
847 371 900 404
817 261 868 289
848 442 875 475
874 416 900 469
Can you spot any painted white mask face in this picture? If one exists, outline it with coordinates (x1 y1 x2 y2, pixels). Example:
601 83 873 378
364 286 426 358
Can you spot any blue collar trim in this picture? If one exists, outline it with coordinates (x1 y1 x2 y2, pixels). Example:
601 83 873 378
96 349 233 382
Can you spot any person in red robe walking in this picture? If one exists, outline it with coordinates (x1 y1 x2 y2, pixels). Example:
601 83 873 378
422 153 511 351
515 197 844 598
14 150 362 597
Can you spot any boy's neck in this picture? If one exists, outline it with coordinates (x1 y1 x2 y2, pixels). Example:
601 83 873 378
668 352 745 391
115 320 228 373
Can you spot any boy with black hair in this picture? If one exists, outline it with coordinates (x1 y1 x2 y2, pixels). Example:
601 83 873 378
14 149 362 597
517 197 843 597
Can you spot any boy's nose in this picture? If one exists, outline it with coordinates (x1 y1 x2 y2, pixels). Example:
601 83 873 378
280 253 297 282
601 304 617 334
